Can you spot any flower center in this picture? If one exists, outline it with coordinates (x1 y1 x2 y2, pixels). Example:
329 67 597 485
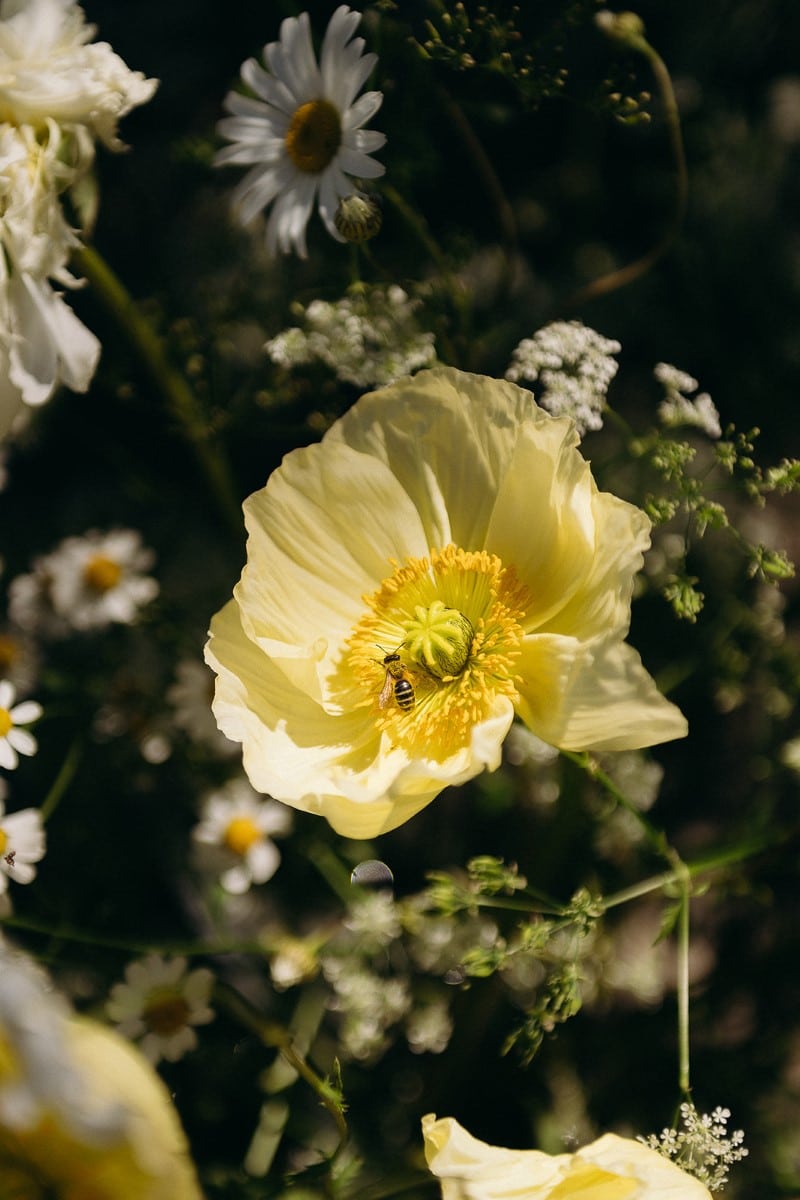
83 554 122 593
0 709 11 738
0 635 19 672
346 545 531 761
285 99 341 173
224 815 262 856
143 989 191 1036
0 829 7 855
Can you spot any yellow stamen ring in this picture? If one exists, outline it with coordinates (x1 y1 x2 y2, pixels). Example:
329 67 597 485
347 545 531 761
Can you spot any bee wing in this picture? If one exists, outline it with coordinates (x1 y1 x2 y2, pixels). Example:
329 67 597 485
378 670 394 709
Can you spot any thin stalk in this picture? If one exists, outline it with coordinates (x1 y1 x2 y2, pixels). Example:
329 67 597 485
73 243 242 537
566 17 688 309
39 738 83 823
676 860 692 1095
214 980 349 1157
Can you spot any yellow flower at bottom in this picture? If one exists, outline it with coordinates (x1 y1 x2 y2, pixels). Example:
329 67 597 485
422 1114 712 1200
206 366 687 839
0 951 203 1200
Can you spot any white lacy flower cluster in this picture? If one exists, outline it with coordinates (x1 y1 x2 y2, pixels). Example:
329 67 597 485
640 1102 748 1192
0 0 157 439
265 285 436 388
655 362 722 438
505 320 621 435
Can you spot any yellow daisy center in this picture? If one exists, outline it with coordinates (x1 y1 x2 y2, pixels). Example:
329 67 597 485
285 99 341 173
0 828 7 855
346 545 531 761
0 709 12 738
224 815 262 856
142 989 191 1036
0 634 19 673
83 555 122 593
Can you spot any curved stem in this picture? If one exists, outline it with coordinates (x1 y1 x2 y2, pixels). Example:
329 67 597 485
565 21 688 309
39 738 83 823
73 243 243 537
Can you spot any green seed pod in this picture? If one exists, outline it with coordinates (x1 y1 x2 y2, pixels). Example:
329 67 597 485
404 601 475 679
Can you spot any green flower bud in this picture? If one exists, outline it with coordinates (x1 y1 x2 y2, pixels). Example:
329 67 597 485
403 600 474 679
334 193 382 243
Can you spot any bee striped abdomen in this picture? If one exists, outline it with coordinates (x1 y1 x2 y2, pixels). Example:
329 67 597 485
393 677 415 711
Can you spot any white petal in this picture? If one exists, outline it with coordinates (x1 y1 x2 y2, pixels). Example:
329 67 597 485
336 146 385 179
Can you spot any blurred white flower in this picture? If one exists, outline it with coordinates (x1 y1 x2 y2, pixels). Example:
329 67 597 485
106 954 215 1065
506 320 621 435
215 5 385 257
167 657 238 756
9 528 158 636
0 797 45 900
320 958 410 1061
0 679 42 770
654 362 721 438
0 0 158 147
192 778 292 894
266 284 436 388
0 947 204 1198
406 1000 453 1055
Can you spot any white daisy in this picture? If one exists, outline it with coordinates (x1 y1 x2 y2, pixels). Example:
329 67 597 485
0 798 45 915
192 778 292 895
215 5 386 258
8 528 158 636
0 680 42 770
105 954 215 1065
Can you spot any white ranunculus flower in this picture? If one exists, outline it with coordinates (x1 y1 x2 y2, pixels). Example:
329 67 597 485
422 1114 713 1199
0 0 158 145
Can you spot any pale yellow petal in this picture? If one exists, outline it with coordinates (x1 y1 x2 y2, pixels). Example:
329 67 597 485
236 440 429 703
579 1135 712 1199
207 602 513 837
329 366 552 551
516 635 687 751
206 598 383 799
6 1018 202 1200
422 1118 712 1200
484 417 596 628
539 490 652 642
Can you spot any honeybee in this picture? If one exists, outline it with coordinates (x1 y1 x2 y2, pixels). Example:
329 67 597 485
378 649 416 712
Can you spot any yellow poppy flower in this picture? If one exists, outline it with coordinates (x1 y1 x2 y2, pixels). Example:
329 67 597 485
206 366 687 838
422 1114 712 1199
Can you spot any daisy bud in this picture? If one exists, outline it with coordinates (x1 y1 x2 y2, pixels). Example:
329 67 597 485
334 193 383 243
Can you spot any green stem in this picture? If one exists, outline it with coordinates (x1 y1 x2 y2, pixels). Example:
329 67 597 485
39 738 83 823
561 749 671 861
73 243 242 537
565 16 688 308
214 980 349 1157
676 859 692 1095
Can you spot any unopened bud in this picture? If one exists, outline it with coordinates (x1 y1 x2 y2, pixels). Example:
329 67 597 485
334 193 382 243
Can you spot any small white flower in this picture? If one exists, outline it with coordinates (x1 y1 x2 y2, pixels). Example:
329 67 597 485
0 798 45 895
0 680 42 771
506 320 621 436
105 954 215 1065
9 528 158 636
192 778 292 894
265 284 436 387
215 5 386 257
655 362 722 438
